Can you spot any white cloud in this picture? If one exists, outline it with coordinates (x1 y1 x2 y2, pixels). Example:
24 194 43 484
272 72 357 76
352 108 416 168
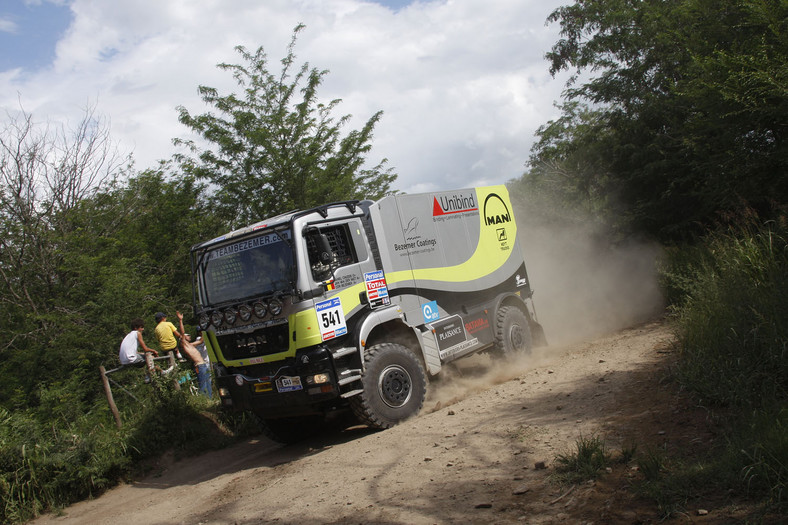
0 17 18 33
0 0 570 194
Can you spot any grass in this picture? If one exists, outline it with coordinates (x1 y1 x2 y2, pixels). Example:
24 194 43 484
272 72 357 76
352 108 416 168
550 218 788 520
637 445 667 482
663 220 788 409
553 435 611 483
655 216 788 518
0 367 239 524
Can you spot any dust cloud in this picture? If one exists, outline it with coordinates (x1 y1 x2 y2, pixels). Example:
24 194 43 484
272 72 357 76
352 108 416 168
515 203 664 347
425 193 664 409
425 349 555 411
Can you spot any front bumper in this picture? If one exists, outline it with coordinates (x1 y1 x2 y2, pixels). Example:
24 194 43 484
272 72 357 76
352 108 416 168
216 346 342 418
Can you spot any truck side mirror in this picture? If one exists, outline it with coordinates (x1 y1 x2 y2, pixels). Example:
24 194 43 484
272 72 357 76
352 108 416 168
305 227 333 265
316 235 332 265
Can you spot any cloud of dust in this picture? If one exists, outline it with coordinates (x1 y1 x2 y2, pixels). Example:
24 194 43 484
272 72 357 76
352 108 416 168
424 190 665 410
425 348 557 411
513 201 665 347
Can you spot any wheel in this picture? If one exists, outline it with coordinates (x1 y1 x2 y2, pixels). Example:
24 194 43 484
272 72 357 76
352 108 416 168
493 306 533 357
350 343 427 429
253 413 324 444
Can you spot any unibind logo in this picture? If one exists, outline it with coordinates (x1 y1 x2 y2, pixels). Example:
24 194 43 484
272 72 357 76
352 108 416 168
483 193 511 226
432 192 478 216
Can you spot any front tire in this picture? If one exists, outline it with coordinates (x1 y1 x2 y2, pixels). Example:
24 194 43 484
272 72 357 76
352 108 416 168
493 306 533 357
351 343 427 429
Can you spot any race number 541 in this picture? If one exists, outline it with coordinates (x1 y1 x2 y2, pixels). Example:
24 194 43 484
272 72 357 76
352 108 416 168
315 297 347 341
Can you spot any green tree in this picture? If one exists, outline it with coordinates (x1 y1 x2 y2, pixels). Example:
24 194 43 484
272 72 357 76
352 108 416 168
175 25 396 228
0 108 228 524
523 0 788 240
0 104 218 409
0 105 127 407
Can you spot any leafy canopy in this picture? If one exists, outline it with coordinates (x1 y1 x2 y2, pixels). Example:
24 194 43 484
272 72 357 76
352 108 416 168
520 0 788 240
175 24 396 228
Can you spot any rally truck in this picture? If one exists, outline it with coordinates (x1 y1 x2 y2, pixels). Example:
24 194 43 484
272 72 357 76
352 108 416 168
190 185 545 442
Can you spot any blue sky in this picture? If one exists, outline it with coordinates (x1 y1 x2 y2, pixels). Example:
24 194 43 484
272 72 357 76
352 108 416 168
0 0 571 194
0 1 70 70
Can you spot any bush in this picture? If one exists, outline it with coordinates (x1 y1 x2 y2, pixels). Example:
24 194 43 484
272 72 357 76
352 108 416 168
0 370 234 524
664 219 788 408
660 216 788 512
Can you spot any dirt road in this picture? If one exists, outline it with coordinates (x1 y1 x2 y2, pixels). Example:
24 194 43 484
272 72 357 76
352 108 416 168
33 319 726 524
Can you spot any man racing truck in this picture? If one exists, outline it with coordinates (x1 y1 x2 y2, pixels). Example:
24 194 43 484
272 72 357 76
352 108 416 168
190 185 545 442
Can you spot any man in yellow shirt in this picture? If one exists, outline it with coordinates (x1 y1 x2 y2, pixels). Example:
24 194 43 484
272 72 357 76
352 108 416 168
154 311 185 360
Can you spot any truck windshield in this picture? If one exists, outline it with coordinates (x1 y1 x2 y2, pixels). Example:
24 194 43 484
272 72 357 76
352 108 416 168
199 230 293 305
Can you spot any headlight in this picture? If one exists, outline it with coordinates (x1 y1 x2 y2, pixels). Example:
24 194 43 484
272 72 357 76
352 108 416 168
210 311 224 328
238 303 252 321
307 373 330 385
224 308 237 325
268 297 283 316
253 301 267 318
198 312 210 330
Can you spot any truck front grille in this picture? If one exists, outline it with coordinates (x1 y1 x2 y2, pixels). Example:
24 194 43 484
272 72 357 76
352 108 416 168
216 324 290 360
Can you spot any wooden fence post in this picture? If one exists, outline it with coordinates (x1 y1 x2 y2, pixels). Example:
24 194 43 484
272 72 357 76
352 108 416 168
169 351 181 390
99 365 122 428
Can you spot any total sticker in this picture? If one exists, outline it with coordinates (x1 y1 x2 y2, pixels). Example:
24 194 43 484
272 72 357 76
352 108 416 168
315 296 348 341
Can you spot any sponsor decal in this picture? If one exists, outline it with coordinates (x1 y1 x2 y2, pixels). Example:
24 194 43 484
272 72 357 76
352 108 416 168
464 316 490 335
482 193 512 226
422 300 440 323
333 274 360 289
209 231 291 260
439 338 479 360
364 270 391 308
393 238 437 252
429 315 467 352
483 192 513 251
432 192 478 216
403 217 419 236
315 297 347 341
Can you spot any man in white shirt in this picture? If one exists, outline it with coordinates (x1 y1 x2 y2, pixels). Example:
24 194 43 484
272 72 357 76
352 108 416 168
119 318 158 368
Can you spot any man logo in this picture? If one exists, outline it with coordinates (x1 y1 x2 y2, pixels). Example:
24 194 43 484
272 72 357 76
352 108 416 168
483 193 511 226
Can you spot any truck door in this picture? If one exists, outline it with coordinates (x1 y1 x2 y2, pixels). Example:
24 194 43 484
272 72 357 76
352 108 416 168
303 217 378 316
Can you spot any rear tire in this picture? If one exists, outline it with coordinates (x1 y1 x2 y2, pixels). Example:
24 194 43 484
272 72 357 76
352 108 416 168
493 306 533 357
350 343 427 429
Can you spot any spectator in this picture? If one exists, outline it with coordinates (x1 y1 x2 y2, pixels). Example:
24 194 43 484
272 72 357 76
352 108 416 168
119 318 158 369
154 311 185 360
193 328 210 364
181 334 213 397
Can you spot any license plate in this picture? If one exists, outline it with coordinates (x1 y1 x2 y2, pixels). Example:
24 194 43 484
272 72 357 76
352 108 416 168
276 376 303 392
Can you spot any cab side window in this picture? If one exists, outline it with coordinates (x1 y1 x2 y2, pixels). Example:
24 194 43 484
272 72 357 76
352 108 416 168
306 223 358 281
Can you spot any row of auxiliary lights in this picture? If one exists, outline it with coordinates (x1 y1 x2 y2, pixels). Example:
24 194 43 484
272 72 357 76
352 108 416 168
199 298 284 330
